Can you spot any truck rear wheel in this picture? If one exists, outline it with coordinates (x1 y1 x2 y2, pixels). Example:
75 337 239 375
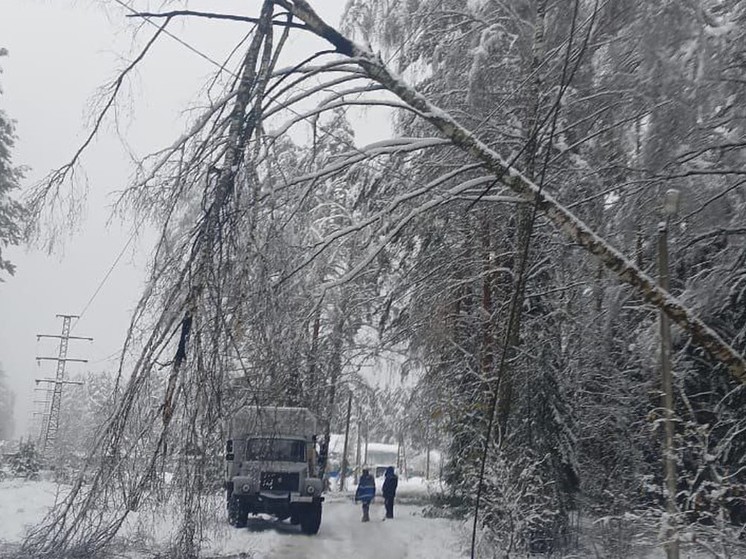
299 502 322 535
228 495 249 528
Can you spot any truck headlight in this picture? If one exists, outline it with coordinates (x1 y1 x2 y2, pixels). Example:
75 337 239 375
307 485 316 495
242 484 251 493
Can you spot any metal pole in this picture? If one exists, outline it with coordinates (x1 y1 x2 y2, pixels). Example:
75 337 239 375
36 315 91 459
658 218 679 559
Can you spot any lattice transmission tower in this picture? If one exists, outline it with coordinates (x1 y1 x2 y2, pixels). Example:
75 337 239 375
35 314 91 457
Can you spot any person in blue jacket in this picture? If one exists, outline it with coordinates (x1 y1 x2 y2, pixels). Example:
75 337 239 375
382 466 399 519
354 468 376 522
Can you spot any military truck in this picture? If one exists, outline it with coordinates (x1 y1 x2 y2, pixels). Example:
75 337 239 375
224 406 324 534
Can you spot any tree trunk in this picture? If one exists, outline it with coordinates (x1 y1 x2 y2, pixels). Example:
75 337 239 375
320 304 346 477
340 391 353 492
497 0 548 435
307 309 321 412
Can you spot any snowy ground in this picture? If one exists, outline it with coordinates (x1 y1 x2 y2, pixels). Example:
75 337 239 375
0 479 467 559
203 497 467 559
0 478 67 544
2 478 727 558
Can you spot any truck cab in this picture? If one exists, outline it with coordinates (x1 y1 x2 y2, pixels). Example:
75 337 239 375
225 407 324 534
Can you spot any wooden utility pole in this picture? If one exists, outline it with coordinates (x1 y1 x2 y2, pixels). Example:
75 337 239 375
339 391 353 492
35 314 90 459
354 417 362 484
363 420 369 466
425 420 431 480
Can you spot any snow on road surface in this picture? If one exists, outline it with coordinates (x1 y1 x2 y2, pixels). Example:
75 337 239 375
204 498 467 559
1 480 467 559
206 501 465 559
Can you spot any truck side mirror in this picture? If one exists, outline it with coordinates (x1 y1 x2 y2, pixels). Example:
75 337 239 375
226 440 235 461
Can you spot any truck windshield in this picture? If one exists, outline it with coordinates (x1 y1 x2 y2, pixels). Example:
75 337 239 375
245 438 306 462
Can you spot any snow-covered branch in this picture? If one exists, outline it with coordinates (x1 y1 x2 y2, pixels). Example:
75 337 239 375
281 0 746 382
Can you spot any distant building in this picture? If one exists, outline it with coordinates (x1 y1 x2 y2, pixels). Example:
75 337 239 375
364 442 399 477
326 434 400 477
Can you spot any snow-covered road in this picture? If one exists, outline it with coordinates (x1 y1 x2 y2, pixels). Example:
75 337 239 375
204 498 467 559
0 480 467 559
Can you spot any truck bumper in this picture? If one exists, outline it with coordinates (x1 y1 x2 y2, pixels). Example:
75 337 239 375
291 495 324 503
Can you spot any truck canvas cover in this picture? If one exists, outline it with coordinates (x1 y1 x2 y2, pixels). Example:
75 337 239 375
229 406 317 439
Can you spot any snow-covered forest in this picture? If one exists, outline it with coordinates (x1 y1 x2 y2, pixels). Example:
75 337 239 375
1 1 746 558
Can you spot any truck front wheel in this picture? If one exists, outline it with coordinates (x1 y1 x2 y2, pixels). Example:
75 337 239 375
228 495 249 528
299 502 322 535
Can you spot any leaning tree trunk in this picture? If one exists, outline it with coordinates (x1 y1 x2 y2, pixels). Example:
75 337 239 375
278 0 746 383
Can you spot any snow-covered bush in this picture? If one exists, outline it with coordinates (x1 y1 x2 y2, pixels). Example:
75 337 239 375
10 440 42 479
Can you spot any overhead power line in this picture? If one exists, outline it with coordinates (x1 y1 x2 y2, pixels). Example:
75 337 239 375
73 227 138 331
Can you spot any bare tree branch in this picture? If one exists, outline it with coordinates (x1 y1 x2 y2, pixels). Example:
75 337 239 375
126 9 310 30
28 19 171 219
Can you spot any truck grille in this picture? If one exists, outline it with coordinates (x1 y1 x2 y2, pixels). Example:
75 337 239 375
260 472 299 492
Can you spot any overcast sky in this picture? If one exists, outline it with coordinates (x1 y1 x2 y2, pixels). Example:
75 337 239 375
0 1 362 436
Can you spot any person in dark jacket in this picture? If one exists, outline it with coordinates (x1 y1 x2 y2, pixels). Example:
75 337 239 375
382 466 398 519
355 468 376 522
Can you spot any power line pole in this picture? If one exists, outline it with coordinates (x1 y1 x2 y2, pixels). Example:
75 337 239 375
339 391 353 492
354 413 362 485
36 314 91 458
